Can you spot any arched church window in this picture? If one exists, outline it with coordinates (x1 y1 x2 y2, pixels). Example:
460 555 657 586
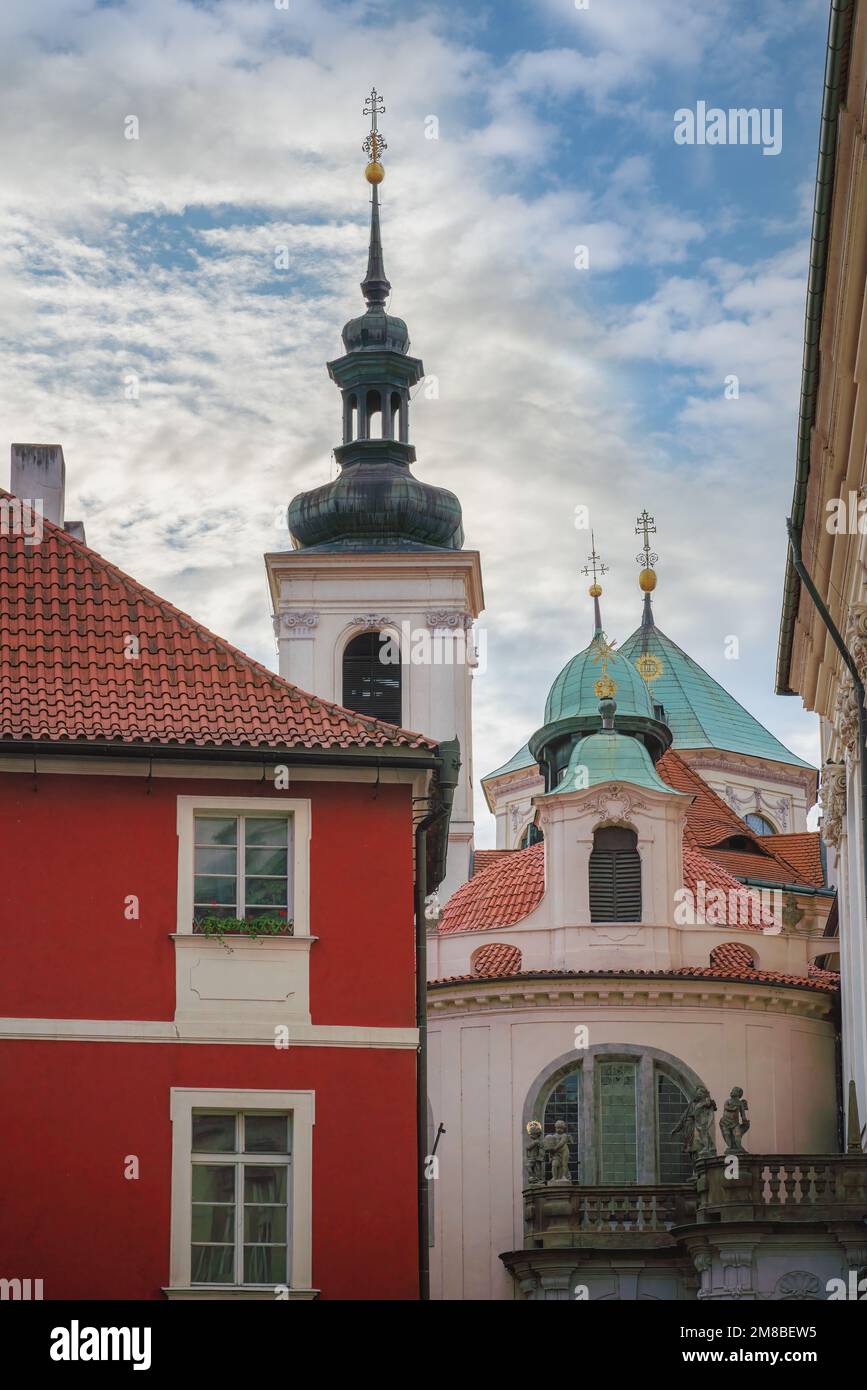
589 826 641 922
520 823 543 849
390 391 402 441
535 1050 701 1186
342 631 401 724
745 812 777 837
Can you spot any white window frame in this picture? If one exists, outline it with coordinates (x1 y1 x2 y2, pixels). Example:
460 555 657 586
176 796 311 937
169 1088 315 1296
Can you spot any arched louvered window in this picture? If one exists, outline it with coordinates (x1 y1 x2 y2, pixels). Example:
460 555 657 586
589 825 641 923
342 632 401 725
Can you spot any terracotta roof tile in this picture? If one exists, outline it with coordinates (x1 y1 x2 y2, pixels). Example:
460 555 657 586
657 750 808 884
472 849 516 875
765 832 825 887
440 842 778 934
430 966 837 994
0 498 437 754
472 942 523 976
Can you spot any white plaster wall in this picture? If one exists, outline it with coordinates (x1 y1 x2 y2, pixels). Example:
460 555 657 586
427 1002 838 1302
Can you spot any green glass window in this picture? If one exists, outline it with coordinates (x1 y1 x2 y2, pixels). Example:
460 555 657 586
597 1061 638 1183
191 1112 291 1287
193 815 291 923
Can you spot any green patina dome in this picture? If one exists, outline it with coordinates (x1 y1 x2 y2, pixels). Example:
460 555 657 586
551 728 684 797
545 640 656 724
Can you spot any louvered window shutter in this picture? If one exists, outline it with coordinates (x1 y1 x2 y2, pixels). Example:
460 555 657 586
342 631 402 725
589 827 641 923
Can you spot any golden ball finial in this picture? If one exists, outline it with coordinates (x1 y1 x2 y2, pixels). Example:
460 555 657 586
589 583 602 598
365 161 385 184
638 567 657 593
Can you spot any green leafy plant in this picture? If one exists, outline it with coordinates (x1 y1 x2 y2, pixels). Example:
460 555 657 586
193 915 294 941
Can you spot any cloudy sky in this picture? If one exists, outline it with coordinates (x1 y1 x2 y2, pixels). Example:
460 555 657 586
0 0 830 842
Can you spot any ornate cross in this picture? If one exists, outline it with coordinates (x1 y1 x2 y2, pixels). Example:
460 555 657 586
582 532 608 588
363 87 387 163
635 509 658 569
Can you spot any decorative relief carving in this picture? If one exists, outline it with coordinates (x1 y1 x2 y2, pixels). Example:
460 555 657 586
577 784 647 820
425 610 474 630
722 785 791 831
819 762 846 848
834 676 862 756
353 613 392 630
846 604 867 683
771 1270 823 1301
276 611 319 637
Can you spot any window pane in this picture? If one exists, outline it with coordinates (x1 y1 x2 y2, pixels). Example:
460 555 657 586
192 1114 236 1152
192 1165 236 1202
193 904 236 922
244 1115 289 1154
245 847 288 876
244 906 291 922
244 1165 287 1203
194 875 237 906
244 1245 286 1284
245 818 288 847
245 878 287 907
244 1205 287 1243
597 1062 638 1183
542 1071 578 1182
195 817 238 847
191 1245 234 1284
195 846 237 875
191 1204 235 1242
657 1074 694 1183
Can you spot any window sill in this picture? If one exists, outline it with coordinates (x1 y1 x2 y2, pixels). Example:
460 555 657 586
162 1286 319 1301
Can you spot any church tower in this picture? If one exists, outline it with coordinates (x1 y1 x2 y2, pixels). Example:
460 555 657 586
265 89 483 900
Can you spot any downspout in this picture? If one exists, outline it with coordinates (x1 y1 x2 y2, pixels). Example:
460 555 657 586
413 737 460 1302
787 522 867 919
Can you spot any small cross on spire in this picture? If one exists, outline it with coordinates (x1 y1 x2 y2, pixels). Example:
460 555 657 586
582 531 608 589
363 87 387 164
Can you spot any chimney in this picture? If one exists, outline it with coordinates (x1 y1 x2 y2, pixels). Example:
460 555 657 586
10 443 85 541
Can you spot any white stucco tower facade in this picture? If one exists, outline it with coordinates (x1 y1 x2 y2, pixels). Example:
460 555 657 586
265 104 483 901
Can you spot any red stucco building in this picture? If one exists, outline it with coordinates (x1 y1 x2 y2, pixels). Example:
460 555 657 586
0 500 454 1300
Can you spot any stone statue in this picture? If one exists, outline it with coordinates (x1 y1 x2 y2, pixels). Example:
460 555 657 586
671 1086 717 1164
719 1087 750 1153
525 1121 545 1186
543 1119 573 1183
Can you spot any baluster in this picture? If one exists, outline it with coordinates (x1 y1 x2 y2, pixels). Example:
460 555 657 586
805 1165 818 1204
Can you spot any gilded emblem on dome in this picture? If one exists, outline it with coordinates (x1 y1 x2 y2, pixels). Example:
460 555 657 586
590 634 618 700
634 653 663 684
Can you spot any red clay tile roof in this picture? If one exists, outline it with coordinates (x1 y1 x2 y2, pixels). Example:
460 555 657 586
0 500 437 753
710 942 757 970
657 750 807 884
765 832 825 887
472 849 516 875
441 842 545 933
440 842 778 934
430 966 837 993
472 942 523 976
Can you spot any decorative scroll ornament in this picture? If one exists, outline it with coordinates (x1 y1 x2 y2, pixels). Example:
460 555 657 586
846 603 867 683
276 611 319 637
425 610 474 630
819 762 847 848
834 676 862 756
353 613 391 630
578 784 647 821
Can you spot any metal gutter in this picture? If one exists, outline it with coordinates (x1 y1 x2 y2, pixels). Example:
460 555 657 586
776 0 855 695
0 739 439 771
737 877 836 898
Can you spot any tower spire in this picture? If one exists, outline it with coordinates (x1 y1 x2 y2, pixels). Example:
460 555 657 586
635 508 658 629
582 531 608 636
361 87 391 309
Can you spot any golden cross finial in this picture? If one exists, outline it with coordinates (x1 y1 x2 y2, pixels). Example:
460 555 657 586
582 532 608 589
591 633 618 700
635 509 658 569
